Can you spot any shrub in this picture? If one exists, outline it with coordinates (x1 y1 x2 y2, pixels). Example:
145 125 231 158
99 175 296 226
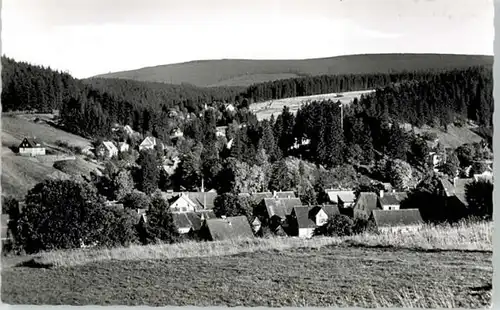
121 190 151 211
14 179 137 254
315 214 354 237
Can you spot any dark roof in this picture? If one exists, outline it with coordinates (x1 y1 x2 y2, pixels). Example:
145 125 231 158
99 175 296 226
439 178 455 197
309 205 340 218
355 192 379 212
292 206 316 229
205 216 254 241
379 192 408 206
263 198 302 219
184 192 217 210
186 212 203 231
197 210 216 219
319 205 340 217
19 137 43 148
173 213 193 229
239 192 273 204
372 209 424 228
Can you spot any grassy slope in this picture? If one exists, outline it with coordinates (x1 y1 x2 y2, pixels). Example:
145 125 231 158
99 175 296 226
92 54 493 87
1 115 98 200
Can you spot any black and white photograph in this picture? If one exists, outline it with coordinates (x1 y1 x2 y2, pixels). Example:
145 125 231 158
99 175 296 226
0 0 494 307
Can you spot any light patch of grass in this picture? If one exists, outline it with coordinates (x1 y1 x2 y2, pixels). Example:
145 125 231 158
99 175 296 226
251 90 375 120
350 220 492 251
31 220 492 268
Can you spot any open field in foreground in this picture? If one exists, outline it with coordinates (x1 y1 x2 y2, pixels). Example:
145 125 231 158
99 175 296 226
1 222 492 307
1 246 491 307
250 90 375 121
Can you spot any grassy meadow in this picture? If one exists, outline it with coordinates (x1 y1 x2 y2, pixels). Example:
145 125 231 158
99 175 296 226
250 90 375 121
1 221 492 307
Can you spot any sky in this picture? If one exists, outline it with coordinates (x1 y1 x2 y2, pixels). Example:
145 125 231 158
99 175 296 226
1 0 494 79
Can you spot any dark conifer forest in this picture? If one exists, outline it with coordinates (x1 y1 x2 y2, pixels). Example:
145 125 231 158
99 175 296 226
1 56 493 152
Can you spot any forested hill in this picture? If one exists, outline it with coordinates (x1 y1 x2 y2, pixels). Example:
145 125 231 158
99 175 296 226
92 54 493 87
1 56 244 113
1 55 493 143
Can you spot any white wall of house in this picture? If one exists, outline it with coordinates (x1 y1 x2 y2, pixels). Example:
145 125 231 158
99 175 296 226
170 197 196 213
298 228 314 238
315 209 329 226
19 147 46 156
177 227 191 234
381 204 400 211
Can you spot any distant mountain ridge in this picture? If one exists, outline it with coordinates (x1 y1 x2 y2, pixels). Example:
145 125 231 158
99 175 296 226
92 53 494 87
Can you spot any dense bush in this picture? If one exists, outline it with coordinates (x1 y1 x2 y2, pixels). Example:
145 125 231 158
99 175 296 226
137 193 179 245
14 179 137 254
315 214 355 237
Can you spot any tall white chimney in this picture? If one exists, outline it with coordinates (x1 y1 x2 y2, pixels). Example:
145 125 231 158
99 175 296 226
379 190 384 198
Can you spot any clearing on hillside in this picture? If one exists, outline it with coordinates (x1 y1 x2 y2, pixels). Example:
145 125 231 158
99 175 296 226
250 90 375 121
1 246 491 307
1 114 96 200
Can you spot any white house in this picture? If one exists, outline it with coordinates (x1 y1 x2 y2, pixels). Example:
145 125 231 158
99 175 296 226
96 141 118 159
169 193 198 213
139 136 163 151
377 190 408 211
18 137 46 156
118 142 130 153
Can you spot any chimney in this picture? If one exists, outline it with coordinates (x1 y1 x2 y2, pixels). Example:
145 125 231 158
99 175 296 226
379 190 384 198
273 190 277 198
453 177 457 188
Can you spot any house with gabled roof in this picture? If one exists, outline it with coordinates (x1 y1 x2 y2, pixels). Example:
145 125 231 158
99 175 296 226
438 177 474 210
324 189 355 208
201 216 254 241
139 136 164 152
96 141 118 159
289 205 339 238
162 191 217 212
291 206 317 238
238 192 273 205
371 209 424 233
353 192 379 220
18 137 46 156
377 191 408 211
254 197 302 232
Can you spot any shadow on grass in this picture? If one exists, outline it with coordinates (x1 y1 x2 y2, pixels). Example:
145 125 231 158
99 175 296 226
338 239 493 254
15 258 54 269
